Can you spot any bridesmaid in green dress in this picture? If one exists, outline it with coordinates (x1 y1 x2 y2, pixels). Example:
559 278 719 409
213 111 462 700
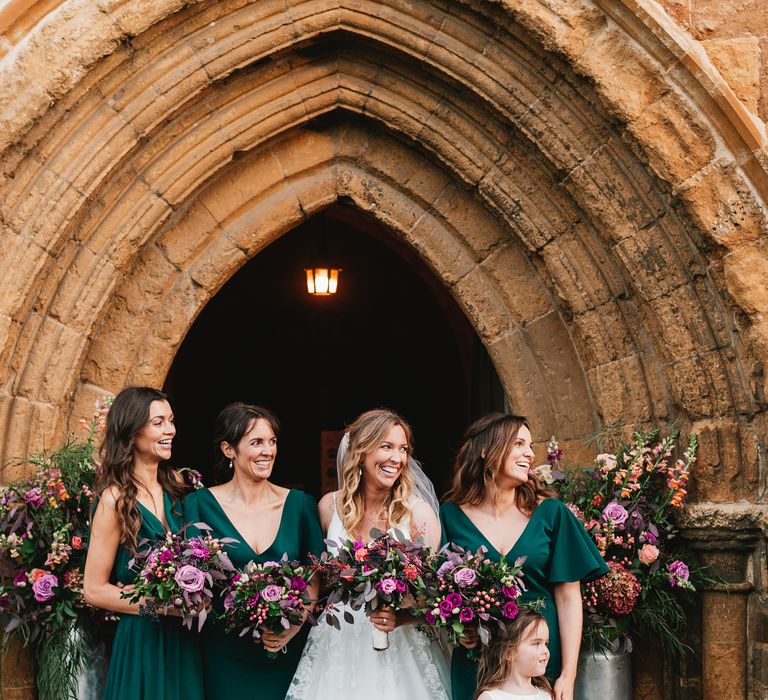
440 413 608 700
83 386 203 700
183 402 324 700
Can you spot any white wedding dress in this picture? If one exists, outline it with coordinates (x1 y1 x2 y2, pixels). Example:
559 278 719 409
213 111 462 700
285 506 451 700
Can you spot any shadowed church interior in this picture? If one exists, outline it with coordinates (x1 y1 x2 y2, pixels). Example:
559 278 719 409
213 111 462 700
164 205 506 497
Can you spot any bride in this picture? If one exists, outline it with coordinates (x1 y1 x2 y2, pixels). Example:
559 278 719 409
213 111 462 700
286 409 451 700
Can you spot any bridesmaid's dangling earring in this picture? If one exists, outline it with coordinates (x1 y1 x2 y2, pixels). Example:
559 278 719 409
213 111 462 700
229 460 233 470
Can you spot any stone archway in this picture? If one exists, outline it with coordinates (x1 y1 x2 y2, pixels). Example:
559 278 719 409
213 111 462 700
1 0 766 697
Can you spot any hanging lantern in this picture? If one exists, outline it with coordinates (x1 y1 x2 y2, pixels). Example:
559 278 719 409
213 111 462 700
305 267 341 295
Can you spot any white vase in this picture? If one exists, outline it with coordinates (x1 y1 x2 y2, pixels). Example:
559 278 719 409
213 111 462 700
574 647 632 700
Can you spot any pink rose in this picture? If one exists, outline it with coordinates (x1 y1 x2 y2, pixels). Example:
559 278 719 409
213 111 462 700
638 544 659 565
453 567 477 587
261 584 282 602
32 573 58 602
188 538 210 559
71 536 83 550
174 565 205 593
376 578 398 595
223 593 235 610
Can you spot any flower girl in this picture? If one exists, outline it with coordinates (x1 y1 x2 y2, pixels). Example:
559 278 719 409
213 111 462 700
475 609 554 700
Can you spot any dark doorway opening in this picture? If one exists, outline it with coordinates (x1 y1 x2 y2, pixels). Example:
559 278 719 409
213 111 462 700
164 205 505 498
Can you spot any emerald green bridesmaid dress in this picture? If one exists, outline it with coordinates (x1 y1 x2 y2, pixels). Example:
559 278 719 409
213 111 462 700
183 488 325 700
440 498 608 700
103 492 204 700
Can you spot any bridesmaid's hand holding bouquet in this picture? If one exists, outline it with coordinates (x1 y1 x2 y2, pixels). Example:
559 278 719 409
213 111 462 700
220 558 315 658
423 544 526 656
123 524 236 630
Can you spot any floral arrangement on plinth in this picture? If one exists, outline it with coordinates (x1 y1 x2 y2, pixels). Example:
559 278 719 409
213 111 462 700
318 529 428 650
542 428 711 655
422 544 526 656
221 557 315 657
123 526 235 631
0 396 115 700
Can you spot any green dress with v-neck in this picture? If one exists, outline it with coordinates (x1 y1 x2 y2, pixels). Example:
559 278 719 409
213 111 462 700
103 492 204 700
183 487 324 700
440 498 608 700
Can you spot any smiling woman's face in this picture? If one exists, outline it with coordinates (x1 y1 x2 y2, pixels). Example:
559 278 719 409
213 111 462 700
229 417 277 482
361 424 409 492
499 424 535 487
132 400 175 463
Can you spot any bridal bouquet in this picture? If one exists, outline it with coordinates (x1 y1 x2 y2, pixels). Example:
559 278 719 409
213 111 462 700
319 529 429 650
423 544 526 656
123 525 235 631
220 558 315 658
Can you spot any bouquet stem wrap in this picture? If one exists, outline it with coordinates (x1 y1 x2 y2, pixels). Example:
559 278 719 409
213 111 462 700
372 626 389 651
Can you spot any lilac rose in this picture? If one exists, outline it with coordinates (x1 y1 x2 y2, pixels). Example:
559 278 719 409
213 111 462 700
174 564 205 593
601 501 629 526
261 584 282 602
32 573 58 602
24 487 45 508
453 567 477 587
667 560 689 586
223 593 235 610
437 561 455 580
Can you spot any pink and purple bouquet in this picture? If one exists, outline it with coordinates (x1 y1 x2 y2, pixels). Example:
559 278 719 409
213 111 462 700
220 557 315 658
123 525 235 631
422 544 526 655
318 529 429 650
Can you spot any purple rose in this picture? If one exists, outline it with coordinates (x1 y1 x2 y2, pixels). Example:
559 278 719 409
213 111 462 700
24 487 45 508
174 565 205 593
291 576 307 592
32 573 58 602
459 607 474 622
667 560 689 586
601 501 629 526
642 531 658 544
453 567 477 587
425 610 437 625
437 561 455 579
261 584 282 602
223 593 235 610
445 592 463 609
502 601 519 620
352 540 366 551
188 539 210 559
501 585 518 599
13 569 27 587
438 599 454 616
376 578 398 595
246 593 260 606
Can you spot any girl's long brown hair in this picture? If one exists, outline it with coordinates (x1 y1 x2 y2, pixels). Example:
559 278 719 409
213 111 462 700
474 609 554 699
95 386 189 552
444 413 555 515
338 409 416 538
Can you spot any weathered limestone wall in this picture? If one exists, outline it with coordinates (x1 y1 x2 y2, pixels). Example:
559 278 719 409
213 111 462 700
659 0 768 123
0 1 767 698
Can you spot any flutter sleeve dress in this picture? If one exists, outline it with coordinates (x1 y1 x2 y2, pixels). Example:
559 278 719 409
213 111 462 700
183 487 324 700
440 498 608 700
102 491 204 700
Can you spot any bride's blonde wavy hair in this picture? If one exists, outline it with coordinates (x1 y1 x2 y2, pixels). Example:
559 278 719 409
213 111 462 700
338 409 416 538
